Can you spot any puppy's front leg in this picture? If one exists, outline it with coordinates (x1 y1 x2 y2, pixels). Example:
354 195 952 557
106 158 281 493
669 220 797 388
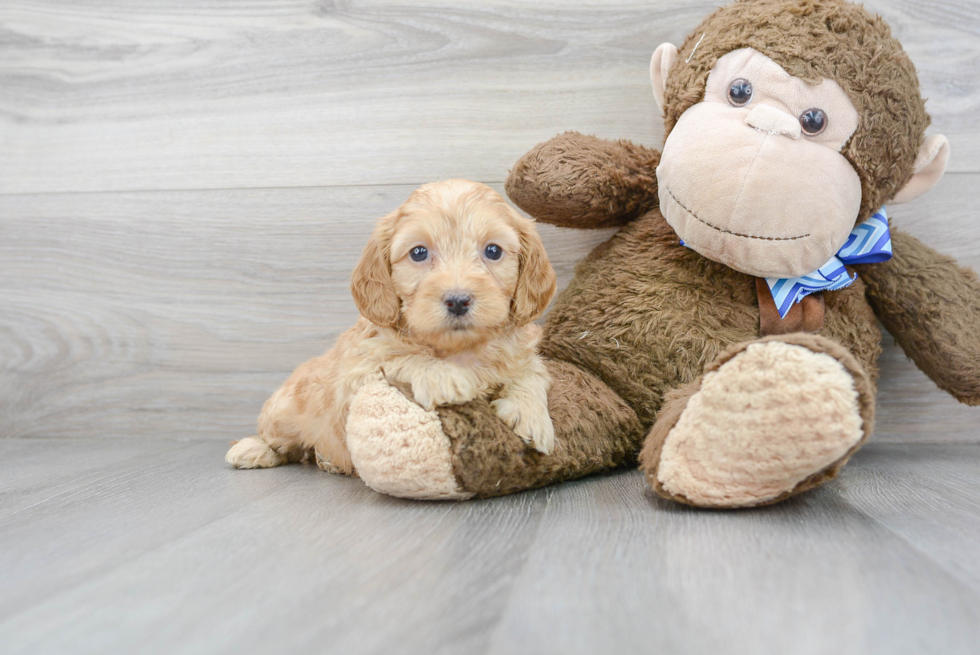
491 359 555 455
384 356 481 410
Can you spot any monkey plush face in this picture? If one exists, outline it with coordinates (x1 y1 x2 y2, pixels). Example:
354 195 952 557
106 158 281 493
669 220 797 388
649 0 950 280
657 48 862 278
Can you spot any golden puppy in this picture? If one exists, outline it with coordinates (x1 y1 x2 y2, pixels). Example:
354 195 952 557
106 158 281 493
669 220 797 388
225 179 558 474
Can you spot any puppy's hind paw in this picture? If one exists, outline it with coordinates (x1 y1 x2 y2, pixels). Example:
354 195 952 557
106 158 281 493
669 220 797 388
225 437 287 469
491 397 556 455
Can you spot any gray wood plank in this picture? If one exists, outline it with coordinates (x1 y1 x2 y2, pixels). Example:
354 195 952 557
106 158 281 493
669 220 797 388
0 437 190 519
0 183 615 441
0 439 549 655
1 2 978 652
0 440 307 619
1 177 978 444
484 446 980 655
0 439 978 655
840 444 980 592
1 0 977 196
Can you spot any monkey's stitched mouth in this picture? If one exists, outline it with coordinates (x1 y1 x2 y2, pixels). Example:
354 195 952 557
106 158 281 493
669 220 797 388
665 187 810 242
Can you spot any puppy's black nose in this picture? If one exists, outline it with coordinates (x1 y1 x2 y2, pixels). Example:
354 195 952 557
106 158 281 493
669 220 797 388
444 294 471 317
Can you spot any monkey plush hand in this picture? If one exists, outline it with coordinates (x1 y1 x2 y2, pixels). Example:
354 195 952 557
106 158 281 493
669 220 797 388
343 0 980 507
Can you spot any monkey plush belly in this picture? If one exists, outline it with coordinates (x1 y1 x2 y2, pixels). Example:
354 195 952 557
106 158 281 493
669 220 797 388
541 209 882 428
540 210 757 427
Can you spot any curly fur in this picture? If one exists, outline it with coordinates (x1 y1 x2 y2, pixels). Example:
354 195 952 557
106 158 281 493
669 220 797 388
226 180 560 474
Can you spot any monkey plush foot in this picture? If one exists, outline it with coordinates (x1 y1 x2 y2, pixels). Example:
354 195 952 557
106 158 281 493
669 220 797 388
345 377 474 500
640 334 876 508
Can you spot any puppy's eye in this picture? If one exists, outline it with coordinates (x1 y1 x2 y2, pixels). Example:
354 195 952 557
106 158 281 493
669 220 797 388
728 78 752 106
484 244 502 260
410 246 428 262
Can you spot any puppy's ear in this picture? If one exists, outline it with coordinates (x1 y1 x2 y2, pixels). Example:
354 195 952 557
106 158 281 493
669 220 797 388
351 210 401 328
513 213 557 325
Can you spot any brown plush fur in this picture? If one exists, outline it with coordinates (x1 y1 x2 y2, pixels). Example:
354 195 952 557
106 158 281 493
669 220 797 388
856 229 980 405
345 0 975 508
420 0 979 507
540 209 882 427
437 360 642 498
664 0 930 225
432 204 886 499
505 133 662 229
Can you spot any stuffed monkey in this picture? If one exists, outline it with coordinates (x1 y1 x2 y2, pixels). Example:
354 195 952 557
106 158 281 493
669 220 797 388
343 0 980 507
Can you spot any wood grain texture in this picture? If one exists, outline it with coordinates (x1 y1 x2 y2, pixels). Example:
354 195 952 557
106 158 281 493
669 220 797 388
1 175 978 443
0 183 617 441
0 439 978 655
840 444 980 591
0 1 977 444
489 448 980 655
0 0 978 195
0 439 550 655
1 3 978 653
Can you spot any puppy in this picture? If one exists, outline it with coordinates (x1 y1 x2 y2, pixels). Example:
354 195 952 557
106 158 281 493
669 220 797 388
226 179 558 474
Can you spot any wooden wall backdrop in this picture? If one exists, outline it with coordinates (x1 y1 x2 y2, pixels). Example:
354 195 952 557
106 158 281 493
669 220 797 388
1 0 978 444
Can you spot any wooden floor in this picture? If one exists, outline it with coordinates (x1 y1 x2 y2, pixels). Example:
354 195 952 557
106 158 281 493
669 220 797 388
1 440 979 655
1 1 979 653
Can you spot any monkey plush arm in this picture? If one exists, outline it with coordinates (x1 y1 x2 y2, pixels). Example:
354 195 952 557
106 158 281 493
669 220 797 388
857 229 980 405
505 132 661 229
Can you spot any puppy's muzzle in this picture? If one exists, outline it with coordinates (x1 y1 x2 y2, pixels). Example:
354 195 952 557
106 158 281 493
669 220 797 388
443 292 472 317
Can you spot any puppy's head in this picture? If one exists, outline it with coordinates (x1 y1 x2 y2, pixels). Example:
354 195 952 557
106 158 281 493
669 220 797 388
351 180 556 350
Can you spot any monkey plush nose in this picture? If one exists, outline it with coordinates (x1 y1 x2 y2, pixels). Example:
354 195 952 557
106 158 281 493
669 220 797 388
745 104 801 140
444 294 472 317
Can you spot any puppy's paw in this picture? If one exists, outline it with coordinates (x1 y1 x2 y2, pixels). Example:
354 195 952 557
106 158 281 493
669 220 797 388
491 397 556 455
225 437 287 469
410 366 480 410
315 448 358 477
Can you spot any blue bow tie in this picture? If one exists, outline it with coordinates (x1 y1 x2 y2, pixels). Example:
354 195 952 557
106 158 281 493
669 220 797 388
765 208 892 318
679 208 893 319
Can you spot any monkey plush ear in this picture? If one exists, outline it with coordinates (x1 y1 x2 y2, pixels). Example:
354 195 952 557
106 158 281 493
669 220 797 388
892 135 950 204
650 43 678 115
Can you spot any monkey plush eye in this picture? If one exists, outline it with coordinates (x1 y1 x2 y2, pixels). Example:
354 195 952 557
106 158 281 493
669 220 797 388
800 108 828 135
484 244 503 260
410 246 428 262
727 78 753 106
